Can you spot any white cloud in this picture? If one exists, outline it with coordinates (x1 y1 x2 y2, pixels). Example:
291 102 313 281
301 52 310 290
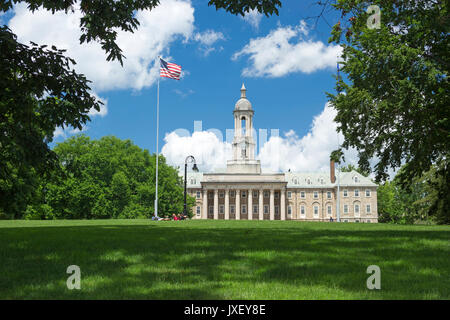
193 30 225 46
9 0 195 92
88 94 108 118
241 9 263 29
161 103 358 173
52 124 89 140
53 127 66 139
193 30 225 56
232 20 342 77
9 0 194 140
258 103 357 172
52 94 107 140
173 88 194 98
161 131 232 172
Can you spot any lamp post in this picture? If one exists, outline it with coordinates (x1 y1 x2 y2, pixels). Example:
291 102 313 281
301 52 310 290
184 155 199 217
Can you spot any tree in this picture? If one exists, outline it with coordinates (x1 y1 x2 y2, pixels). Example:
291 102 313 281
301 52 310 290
1 0 282 65
1 0 281 217
340 164 369 177
377 169 433 225
326 0 449 223
39 135 194 219
0 26 101 217
377 181 405 224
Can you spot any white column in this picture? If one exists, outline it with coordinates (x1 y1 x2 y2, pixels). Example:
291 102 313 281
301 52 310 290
248 189 253 220
225 189 230 220
281 189 286 221
202 189 208 219
270 189 275 220
246 116 250 136
236 189 240 220
259 189 263 220
213 189 219 220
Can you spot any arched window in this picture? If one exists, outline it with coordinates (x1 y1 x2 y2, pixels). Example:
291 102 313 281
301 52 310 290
241 116 246 135
307 177 311 185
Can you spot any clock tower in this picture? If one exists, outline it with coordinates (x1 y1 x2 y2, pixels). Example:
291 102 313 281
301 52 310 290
227 84 261 174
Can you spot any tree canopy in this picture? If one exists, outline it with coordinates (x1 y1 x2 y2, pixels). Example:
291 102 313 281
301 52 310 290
340 164 369 177
18 135 195 220
326 0 449 222
0 0 281 217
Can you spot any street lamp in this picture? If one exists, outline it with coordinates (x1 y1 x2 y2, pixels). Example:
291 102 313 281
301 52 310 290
184 155 199 217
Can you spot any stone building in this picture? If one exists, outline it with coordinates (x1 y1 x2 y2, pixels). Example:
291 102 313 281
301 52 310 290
186 85 378 222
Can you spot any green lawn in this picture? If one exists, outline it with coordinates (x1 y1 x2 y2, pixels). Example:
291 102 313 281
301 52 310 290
0 219 449 299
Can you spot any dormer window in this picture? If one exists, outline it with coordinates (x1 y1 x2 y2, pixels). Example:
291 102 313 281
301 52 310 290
293 178 298 184
320 177 324 184
307 177 311 185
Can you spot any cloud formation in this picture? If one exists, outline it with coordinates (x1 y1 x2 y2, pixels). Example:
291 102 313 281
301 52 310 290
241 9 263 29
9 0 195 92
161 103 358 173
162 131 232 172
193 30 226 56
9 0 197 139
258 103 357 172
233 21 342 77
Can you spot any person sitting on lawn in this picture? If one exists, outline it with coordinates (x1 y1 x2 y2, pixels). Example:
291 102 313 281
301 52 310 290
172 214 179 221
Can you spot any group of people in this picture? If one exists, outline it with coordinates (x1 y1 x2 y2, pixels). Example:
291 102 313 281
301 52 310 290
172 213 188 221
151 213 188 221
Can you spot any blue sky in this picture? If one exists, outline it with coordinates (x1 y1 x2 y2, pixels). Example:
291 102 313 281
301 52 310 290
5 0 354 173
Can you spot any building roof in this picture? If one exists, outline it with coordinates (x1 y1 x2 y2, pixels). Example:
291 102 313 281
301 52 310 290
234 83 252 111
185 170 377 188
285 170 377 188
185 172 203 188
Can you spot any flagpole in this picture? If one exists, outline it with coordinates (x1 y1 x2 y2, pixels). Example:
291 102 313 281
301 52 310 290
155 56 160 217
336 57 341 223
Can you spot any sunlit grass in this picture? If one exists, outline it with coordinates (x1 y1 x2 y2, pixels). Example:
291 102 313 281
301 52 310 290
0 219 448 299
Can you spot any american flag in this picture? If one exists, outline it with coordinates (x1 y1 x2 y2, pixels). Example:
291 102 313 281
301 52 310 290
160 58 181 80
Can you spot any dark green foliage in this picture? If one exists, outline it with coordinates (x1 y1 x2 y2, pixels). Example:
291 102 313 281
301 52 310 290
0 0 278 219
1 1 281 65
377 163 448 225
327 0 449 223
40 135 194 219
340 164 369 177
0 26 101 217
208 0 281 16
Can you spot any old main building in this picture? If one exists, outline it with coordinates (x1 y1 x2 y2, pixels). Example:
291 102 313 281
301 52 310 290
186 85 378 222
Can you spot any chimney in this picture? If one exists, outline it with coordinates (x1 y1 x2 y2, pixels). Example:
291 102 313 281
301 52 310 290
330 160 336 183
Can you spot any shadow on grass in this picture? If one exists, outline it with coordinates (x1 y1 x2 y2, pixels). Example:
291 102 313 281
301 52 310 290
0 221 448 299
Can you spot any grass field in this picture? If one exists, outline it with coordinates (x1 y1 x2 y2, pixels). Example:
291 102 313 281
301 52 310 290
0 219 449 299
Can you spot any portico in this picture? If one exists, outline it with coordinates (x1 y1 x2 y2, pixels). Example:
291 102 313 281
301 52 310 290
200 173 287 221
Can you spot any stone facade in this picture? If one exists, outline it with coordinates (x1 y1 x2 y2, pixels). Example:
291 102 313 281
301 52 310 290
186 85 378 223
